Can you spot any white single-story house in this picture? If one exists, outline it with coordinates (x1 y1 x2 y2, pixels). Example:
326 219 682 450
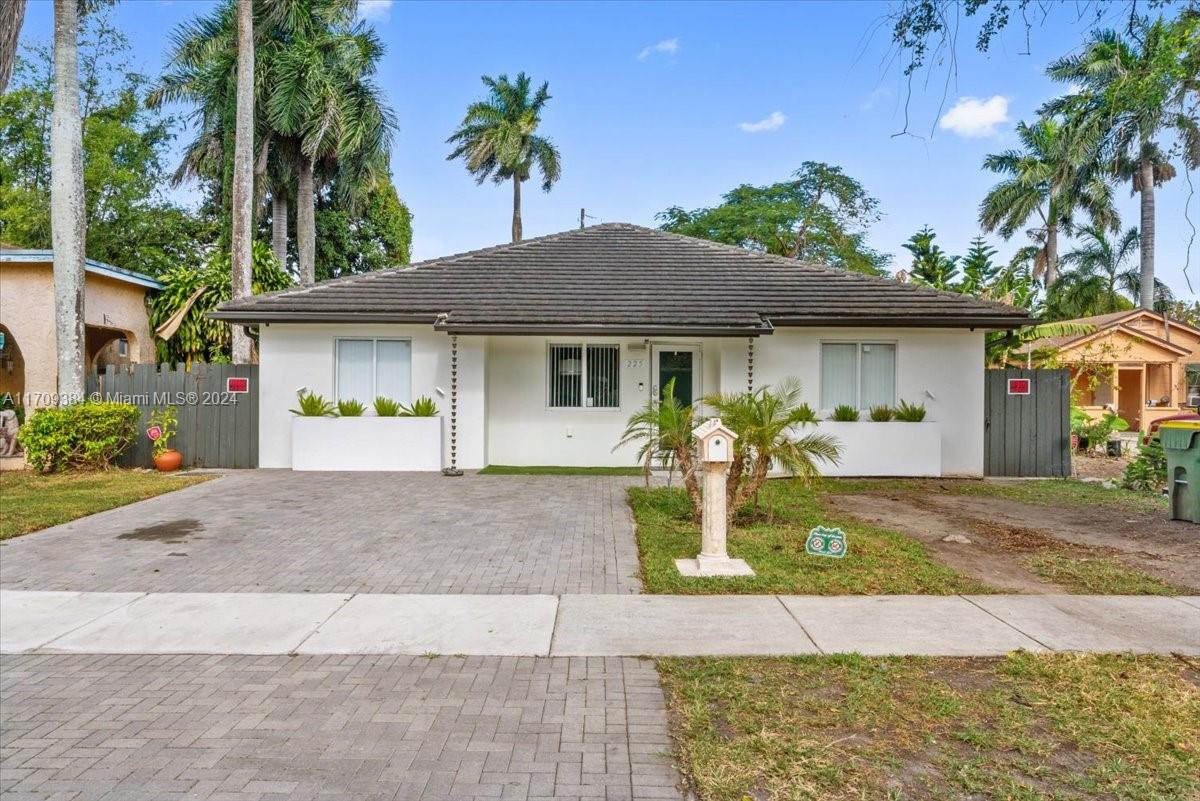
211 224 1030 476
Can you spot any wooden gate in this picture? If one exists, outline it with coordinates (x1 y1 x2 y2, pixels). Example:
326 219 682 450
984 368 1071 477
87 363 258 469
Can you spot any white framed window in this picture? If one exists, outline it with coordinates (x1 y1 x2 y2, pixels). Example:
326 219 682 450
548 343 620 408
335 338 412 404
820 341 896 410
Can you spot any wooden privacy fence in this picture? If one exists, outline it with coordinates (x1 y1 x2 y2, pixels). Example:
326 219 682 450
984 368 1071 477
87 363 258 469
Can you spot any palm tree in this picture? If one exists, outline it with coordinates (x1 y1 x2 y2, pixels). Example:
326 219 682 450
1048 225 1140 318
264 11 393 284
0 0 26 93
1045 15 1200 309
446 72 562 242
616 378 701 507
704 379 839 523
229 0 254 362
980 116 1118 289
51 0 86 401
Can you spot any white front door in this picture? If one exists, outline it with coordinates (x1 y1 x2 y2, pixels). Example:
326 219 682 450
652 345 700 407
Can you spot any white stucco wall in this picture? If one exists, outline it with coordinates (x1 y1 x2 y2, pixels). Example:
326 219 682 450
485 336 722 467
723 327 986 476
257 324 486 469
258 324 984 476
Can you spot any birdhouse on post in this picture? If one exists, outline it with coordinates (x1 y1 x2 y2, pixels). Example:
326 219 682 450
676 418 755 577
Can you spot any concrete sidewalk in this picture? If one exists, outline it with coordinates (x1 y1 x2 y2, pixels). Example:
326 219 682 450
2 590 1197 657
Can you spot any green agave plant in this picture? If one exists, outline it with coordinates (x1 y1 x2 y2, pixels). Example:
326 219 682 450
868 405 895 422
401 396 439 417
374 396 403 417
336 399 366 417
291 392 336 417
894 400 927 422
830 404 860 422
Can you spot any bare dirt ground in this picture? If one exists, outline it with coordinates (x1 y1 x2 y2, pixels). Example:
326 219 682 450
1071 452 1132 481
827 486 1200 593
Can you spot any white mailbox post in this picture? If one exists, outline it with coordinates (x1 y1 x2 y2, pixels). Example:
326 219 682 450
676 418 756 577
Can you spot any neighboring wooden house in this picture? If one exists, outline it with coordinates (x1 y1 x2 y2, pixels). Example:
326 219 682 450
1022 309 1200 432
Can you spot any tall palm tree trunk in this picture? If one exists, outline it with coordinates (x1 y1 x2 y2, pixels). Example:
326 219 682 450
271 192 288 268
51 0 85 404
1044 223 1059 288
229 0 254 363
1138 157 1156 310
511 175 522 242
0 0 27 93
297 157 315 284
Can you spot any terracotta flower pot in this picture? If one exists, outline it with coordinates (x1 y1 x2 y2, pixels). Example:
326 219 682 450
153 449 183 472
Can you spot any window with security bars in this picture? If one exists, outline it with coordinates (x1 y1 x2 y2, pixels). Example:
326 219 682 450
548 344 620 408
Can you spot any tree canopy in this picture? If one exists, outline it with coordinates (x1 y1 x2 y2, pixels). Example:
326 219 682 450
0 13 217 275
656 162 890 274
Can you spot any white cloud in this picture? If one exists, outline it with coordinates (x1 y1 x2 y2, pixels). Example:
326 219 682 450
637 38 679 61
358 0 394 22
938 95 1010 138
859 86 894 112
738 111 786 133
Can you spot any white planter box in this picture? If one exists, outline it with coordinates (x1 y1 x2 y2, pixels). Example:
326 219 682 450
811 421 942 477
291 416 444 471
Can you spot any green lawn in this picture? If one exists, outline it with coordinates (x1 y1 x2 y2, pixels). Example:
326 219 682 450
630 482 989 595
828 476 1169 515
0 470 214 540
1024 553 1179 595
659 653 1200 801
479 464 643 476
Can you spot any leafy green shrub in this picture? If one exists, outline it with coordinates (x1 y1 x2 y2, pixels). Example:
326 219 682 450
1123 434 1167 492
830 405 860 422
290 392 335 416
401 396 439 417
17 402 139 472
894 400 927 422
337 399 366 417
147 406 178 457
868 405 894 422
373 396 402 416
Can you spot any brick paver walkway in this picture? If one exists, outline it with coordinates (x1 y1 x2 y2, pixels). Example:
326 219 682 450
0 472 642 595
0 654 682 801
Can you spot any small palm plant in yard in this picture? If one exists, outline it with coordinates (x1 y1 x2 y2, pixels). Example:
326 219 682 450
705 379 841 522
616 378 700 503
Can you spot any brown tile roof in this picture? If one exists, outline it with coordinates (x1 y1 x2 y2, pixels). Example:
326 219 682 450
211 223 1032 334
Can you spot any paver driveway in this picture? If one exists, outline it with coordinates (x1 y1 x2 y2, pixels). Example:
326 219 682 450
0 471 642 595
1 654 680 801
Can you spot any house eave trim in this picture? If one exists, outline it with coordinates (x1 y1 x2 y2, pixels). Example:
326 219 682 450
434 322 774 337
770 315 1030 330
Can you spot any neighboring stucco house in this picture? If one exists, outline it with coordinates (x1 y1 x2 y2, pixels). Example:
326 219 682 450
212 224 1030 476
0 249 162 408
1022 309 1200 432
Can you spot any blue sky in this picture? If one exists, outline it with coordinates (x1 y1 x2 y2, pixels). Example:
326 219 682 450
18 0 1200 299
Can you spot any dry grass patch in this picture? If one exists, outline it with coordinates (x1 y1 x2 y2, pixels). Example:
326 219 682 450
659 653 1200 801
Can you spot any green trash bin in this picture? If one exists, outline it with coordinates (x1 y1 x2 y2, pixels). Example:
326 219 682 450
1159 421 1200 523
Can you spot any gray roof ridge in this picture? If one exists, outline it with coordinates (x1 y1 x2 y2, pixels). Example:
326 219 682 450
633 224 1025 316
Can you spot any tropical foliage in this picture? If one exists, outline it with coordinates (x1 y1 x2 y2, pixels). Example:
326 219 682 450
148 240 292 365
0 13 217 275
1047 226 1141 319
18 402 140 472
979 116 1116 288
902 226 959 288
657 162 890 274
446 72 561 242
616 378 701 501
704 379 840 522
291 391 336 416
1045 12 1200 309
